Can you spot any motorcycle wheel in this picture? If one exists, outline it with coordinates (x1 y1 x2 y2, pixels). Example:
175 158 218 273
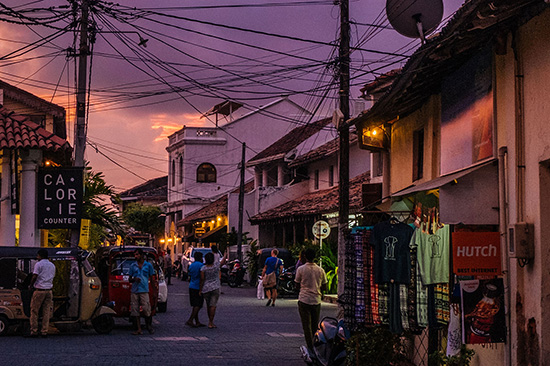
228 274 238 288
92 314 114 334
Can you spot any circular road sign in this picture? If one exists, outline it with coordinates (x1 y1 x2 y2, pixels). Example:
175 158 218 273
312 220 330 240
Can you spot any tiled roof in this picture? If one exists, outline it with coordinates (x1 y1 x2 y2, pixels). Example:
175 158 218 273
0 106 71 152
120 176 168 199
0 80 65 118
247 117 332 165
249 171 370 223
176 180 255 226
177 195 228 226
288 133 358 168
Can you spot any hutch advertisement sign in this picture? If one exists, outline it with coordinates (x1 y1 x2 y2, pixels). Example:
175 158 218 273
37 168 83 229
452 232 501 277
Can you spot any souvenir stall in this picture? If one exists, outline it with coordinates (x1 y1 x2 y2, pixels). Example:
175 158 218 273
343 194 505 365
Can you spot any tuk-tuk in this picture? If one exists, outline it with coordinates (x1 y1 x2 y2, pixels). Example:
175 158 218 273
0 247 116 336
94 246 159 318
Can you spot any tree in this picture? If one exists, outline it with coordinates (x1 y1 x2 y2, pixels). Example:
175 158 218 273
122 203 164 239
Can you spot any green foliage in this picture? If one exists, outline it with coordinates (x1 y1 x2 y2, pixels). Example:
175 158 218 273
346 328 411 366
122 203 164 238
245 239 260 285
320 239 338 294
82 166 123 235
429 345 475 366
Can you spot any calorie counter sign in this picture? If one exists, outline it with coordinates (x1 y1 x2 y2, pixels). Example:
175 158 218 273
37 167 83 229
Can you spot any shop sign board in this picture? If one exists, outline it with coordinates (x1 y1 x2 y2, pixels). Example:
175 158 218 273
195 227 206 237
453 232 501 277
37 168 83 229
312 220 330 240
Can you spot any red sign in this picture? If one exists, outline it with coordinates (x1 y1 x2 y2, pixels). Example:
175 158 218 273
453 232 501 277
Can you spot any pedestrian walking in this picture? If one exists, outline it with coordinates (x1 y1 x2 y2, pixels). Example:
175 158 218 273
211 244 221 263
295 249 307 270
164 249 173 285
295 248 327 352
186 251 205 327
129 248 156 335
174 255 182 279
199 250 228 328
25 248 56 338
261 248 284 307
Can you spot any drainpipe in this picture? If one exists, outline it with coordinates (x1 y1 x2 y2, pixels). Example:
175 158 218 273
498 146 511 366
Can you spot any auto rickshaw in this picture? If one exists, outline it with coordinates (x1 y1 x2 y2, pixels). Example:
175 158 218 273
94 246 159 318
0 247 116 336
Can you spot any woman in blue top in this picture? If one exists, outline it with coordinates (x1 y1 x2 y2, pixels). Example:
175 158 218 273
261 249 283 307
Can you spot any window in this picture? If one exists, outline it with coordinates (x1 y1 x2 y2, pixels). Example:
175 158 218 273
179 156 183 184
329 165 334 187
413 128 424 181
171 160 176 186
197 163 216 183
314 169 319 190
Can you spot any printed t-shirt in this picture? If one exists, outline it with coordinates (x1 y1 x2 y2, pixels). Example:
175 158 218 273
188 261 204 290
295 262 327 305
413 225 450 285
201 262 221 293
33 259 56 289
129 261 155 293
370 221 414 284
264 257 282 276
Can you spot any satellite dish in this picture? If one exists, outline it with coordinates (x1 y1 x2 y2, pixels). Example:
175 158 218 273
386 0 443 42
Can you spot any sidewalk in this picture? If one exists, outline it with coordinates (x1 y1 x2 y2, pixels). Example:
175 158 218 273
322 294 338 304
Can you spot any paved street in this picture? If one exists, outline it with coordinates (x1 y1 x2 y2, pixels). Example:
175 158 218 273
2 279 337 366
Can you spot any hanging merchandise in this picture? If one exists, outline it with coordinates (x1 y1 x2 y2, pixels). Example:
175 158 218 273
414 224 450 285
371 220 414 284
460 278 506 344
447 303 463 356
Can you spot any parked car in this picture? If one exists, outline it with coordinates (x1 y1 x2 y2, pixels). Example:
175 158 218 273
186 247 222 263
157 268 168 313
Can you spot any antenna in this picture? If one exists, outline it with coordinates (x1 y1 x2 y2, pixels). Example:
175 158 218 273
386 0 443 43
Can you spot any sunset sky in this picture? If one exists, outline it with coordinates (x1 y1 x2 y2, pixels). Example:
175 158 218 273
0 0 465 192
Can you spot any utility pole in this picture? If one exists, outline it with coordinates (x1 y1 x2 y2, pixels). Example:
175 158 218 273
337 0 350 300
236 142 246 263
70 0 89 247
74 0 89 167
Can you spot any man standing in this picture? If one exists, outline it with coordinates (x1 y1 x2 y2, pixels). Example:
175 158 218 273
129 248 156 335
164 249 173 285
261 249 284 307
186 251 205 327
26 249 56 338
295 248 327 352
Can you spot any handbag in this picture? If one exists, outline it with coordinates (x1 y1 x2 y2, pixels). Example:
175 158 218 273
263 271 277 289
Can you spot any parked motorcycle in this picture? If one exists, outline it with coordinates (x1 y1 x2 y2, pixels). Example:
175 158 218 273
301 317 350 366
278 266 298 298
228 260 246 288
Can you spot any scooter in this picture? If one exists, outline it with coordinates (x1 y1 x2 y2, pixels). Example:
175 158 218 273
278 266 298 298
301 317 350 366
228 260 246 288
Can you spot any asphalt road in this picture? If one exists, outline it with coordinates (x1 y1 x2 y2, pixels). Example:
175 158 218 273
2 278 337 366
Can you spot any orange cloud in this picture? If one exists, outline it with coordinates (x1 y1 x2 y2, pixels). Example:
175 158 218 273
151 112 210 141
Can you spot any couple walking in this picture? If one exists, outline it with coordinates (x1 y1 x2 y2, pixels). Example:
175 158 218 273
186 247 228 329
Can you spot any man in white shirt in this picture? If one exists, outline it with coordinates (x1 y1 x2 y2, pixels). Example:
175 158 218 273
26 249 56 338
295 248 327 352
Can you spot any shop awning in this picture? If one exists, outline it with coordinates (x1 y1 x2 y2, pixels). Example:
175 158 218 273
392 159 496 197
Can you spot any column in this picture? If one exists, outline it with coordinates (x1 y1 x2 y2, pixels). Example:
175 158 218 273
0 149 15 246
20 149 42 247
277 164 284 187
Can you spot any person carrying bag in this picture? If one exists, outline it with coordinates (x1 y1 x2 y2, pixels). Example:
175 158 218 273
261 249 283 307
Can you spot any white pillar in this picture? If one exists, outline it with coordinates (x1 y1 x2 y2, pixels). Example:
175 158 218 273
277 164 284 187
262 168 269 187
20 149 42 247
0 149 15 246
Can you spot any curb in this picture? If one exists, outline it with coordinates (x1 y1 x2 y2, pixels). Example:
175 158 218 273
322 294 338 304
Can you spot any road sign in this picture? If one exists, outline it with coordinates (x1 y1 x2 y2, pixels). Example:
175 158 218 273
312 220 330 240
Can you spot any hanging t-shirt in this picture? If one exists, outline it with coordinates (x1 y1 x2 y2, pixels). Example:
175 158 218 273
414 225 450 285
370 221 414 284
